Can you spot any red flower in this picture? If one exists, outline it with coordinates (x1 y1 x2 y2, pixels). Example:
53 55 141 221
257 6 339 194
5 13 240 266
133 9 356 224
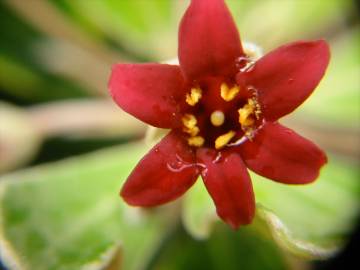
109 0 329 229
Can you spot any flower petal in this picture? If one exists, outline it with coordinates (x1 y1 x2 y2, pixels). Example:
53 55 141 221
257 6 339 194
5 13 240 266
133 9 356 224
109 63 186 128
196 148 255 229
120 131 199 206
239 40 330 121
237 122 327 184
179 0 244 80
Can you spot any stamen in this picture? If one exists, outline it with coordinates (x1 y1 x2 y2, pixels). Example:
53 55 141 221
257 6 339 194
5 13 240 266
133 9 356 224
210 110 225 126
238 98 261 127
250 98 262 119
182 114 200 136
186 87 202 106
188 136 205 147
215 130 236 149
220 83 240 101
238 104 254 127
182 114 197 128
184 126 200 137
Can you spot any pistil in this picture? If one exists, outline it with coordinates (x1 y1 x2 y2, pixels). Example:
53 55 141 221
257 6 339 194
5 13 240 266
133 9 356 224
210 110 225 126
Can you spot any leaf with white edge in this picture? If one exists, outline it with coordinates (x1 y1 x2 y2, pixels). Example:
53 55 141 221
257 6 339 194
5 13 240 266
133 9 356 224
253 205 338 260
0 143 175 270
183 155 360 259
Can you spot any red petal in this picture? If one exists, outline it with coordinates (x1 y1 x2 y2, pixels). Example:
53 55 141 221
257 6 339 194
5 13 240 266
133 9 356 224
238 40 330 121
120 131 199 206
109 63 186 128
237 122 327 184
197 148 255 229
179 0 244 80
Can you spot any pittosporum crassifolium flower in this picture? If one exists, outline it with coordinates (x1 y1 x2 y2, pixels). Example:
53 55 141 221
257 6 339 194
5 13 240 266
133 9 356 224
109 0 330 229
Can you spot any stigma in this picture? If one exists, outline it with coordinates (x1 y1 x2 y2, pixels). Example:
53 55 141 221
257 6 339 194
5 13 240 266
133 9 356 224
210 110 225 126
186 87 202 106
220 83 240 101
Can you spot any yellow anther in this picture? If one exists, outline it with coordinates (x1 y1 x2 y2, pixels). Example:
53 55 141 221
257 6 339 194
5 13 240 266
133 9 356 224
220 83 240 101
184 126 200 137
210 110 225 126
182 114 197 128
182 114 200 136
238 98 261 127
186 87 202 106
215 130 236 149
238 104 254 127
188 136 205 147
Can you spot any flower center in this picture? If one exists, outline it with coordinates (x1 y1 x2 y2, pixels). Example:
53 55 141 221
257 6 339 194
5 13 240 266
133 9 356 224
182 80 262 149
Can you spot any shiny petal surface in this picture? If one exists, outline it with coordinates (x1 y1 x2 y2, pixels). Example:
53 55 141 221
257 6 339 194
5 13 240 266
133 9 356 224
197 148 255 229
238 40 330 121
179 0 244 80
237 122 327 184
109 64 185 128
120 131 199 206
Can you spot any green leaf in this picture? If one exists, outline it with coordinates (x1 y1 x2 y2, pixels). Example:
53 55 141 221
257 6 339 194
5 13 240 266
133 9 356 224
58 0 178 60
228 0 354 50
0 143 173 270
0 54 88 104
253 205 338 260
151 224 288 270
0 2 90 103
183 155 360 259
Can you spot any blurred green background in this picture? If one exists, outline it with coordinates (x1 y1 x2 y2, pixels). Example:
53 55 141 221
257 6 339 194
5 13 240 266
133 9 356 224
0 0 359 269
